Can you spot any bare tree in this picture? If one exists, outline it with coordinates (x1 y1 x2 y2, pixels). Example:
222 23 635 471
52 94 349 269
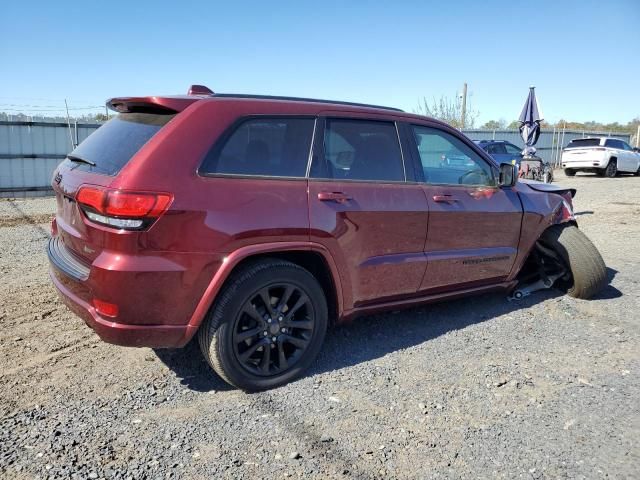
414 94 479 129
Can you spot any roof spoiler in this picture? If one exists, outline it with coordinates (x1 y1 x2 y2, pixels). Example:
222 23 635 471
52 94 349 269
106 96 199 114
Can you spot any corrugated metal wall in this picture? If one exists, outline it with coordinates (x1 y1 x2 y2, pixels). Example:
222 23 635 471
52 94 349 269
0 121 100 197
462 129 631 165
0 121 633 197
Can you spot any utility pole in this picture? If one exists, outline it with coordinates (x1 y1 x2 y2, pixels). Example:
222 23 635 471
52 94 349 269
636 124 640 147
460 82 468 129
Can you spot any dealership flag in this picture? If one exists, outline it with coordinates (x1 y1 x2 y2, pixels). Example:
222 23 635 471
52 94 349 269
518 86 544 148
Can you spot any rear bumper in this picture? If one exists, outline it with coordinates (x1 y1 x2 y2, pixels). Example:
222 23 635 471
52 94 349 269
561 157 606 169
50 268 197 347
47 235 215 348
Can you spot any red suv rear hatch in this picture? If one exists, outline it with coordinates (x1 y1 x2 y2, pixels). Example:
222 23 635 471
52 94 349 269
51 108 179 263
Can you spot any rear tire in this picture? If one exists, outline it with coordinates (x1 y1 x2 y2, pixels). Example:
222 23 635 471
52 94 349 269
198 259 328 391
564 169 576 177
539 225 607 299
604 159 617 178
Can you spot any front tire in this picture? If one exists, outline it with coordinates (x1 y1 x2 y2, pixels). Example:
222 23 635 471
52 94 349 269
198 259 328 391
564 169 576 177
539 225 607 299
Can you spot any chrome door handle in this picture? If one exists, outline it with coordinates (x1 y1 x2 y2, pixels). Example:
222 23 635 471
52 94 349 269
432 194 458 204
317 191 352 203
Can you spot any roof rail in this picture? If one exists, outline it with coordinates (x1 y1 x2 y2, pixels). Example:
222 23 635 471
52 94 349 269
210 93 403 112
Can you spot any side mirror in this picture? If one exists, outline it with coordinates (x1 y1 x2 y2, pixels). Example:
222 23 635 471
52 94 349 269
498 162 517 187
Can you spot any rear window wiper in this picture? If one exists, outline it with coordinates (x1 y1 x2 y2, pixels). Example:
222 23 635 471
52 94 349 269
67 154 96 167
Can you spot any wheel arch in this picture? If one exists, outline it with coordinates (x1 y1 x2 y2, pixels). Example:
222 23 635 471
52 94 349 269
508 188 578 282
182 242 343 344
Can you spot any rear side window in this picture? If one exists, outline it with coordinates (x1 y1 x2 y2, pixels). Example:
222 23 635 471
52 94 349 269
310 119 404 182
200 118 315 177
566 139 601 149
504 143 522 155
487 143 507 154
605 139 627 149
65 113 175 175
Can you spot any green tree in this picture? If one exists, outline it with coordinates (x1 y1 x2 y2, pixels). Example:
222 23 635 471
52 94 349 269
480 119 506 129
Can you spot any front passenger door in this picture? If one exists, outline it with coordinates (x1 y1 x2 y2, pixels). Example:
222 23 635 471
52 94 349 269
409 124 523 292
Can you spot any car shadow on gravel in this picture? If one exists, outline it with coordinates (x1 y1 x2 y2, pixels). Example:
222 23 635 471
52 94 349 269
155 272 621 392
153 343 235 392
310 278 621 378
594 267 622 300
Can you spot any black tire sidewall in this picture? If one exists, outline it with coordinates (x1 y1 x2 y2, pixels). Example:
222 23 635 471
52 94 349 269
605 160 617 177
539 225 607 299
209 264 327 391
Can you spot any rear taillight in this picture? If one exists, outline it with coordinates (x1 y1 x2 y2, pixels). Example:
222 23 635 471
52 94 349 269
76 186 173 230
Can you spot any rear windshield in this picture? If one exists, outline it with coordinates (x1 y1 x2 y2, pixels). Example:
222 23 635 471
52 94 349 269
565 139 601 149
64 112 175 175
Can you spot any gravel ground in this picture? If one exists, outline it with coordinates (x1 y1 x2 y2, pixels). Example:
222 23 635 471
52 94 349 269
1 172 638 479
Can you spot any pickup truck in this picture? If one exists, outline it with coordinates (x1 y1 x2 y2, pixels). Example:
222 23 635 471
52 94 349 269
562 137 640 177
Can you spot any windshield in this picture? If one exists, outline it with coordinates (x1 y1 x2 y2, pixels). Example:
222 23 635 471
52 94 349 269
565 139 601 149
65 112 175 175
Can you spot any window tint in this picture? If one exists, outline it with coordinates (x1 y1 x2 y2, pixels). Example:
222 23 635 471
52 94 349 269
201 118 314 177
412 126 496 186
487 143 507 155
605 139 626 149
567 139 600 149
621 141 633 151
310 119 404 182
504 143 522 155
65 113 175 176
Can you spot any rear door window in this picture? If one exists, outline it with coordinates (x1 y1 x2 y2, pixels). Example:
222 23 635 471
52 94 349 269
310 119 405 182
64 113 176 175
200 117 315 177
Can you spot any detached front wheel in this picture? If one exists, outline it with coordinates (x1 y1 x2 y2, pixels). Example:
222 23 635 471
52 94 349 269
199 259 328 391
539 225 607 299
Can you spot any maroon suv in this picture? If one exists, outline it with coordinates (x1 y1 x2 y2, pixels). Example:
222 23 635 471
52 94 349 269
48 86 607 390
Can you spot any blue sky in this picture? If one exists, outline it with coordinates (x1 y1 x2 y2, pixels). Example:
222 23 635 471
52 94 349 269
2 0 639 124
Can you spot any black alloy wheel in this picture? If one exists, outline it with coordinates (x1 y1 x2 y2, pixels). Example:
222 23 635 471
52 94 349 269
232 284 315 376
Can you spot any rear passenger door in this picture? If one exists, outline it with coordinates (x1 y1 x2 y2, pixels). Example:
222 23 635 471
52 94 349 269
407 123 523 292
605 139 628 171
620 141 638 172
308 116 429 308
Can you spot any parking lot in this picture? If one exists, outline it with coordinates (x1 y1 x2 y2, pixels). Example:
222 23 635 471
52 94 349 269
1 172 638 479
